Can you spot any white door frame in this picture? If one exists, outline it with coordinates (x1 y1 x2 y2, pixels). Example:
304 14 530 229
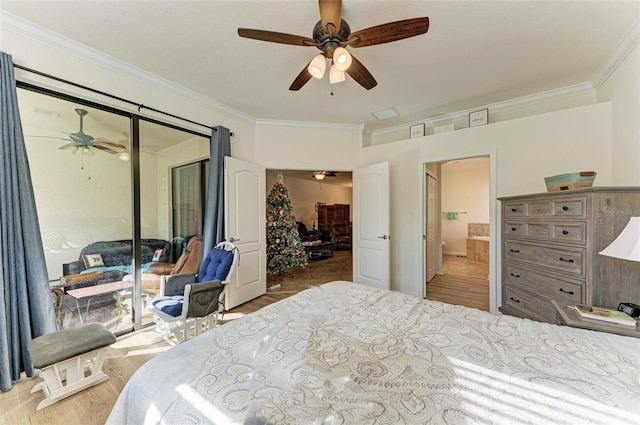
419 151 499 314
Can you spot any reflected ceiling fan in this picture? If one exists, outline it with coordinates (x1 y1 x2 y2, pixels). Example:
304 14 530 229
238 0 429 91
54 108 126 155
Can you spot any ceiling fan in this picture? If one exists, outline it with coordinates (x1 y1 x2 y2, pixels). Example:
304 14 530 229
312 171 338 180
54 108 126 155
238 0 429 91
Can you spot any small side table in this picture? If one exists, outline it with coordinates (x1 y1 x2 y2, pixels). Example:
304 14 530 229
551 300 640 338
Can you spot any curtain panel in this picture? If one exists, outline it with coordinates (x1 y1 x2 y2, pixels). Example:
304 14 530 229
201 126 231 258
0 52 57 392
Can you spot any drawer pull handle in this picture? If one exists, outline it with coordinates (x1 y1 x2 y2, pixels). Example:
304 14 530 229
510 249 520 253
562 230 569 235
559 257 574 263
559 288 574 295
562 206 569 211
510 297 521 304
511 227 517 231
510 273 520 278
511 208 517 212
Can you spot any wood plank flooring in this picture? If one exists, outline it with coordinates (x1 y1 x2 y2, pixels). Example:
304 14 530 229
426 254 490 312
0 250 489 424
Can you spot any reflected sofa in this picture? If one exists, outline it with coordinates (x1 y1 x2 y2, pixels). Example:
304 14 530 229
52 239 170 327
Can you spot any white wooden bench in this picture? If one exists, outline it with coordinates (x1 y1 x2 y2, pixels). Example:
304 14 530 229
27 323 116 410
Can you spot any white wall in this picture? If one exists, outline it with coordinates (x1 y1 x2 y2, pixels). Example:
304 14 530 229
597 43 640 185
254 123 361 171
441 161 490 255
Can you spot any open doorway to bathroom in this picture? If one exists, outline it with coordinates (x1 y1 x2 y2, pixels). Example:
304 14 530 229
424 156 491 311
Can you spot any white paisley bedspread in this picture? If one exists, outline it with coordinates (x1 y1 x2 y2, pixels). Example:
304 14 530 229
107 281 640 425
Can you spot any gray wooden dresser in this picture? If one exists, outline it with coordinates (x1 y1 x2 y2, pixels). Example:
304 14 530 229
499 187 640 324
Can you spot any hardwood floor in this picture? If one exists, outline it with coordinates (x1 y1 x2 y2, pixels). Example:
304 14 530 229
1 251 489 424
426 254 490 312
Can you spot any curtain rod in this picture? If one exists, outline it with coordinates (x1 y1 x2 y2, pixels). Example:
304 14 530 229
13 63 233 137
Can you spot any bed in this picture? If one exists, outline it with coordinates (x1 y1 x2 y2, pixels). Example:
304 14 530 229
107 281 640 425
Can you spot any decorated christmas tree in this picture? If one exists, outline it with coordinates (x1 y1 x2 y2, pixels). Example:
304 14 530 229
266 175 308 276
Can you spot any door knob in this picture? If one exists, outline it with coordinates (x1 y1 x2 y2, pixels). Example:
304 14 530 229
228 237 240 243
378 235 388 240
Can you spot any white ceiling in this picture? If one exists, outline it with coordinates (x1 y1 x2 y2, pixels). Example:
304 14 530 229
3 1 639 133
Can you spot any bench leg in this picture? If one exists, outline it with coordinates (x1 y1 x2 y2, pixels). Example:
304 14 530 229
31 347 110 410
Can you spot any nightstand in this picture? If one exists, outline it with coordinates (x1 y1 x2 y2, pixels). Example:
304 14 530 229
551 300 640 338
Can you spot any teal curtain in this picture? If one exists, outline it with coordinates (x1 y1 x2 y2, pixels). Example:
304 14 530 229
201 126 231 258
0 52 57 392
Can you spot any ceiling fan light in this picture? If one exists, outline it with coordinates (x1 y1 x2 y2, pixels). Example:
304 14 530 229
333 47 352 72
313 172 326 180
308 54 326 79
119 151 130 162
329 64 345 84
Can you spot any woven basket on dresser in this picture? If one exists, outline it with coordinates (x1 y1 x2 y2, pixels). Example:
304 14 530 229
544 171 596 192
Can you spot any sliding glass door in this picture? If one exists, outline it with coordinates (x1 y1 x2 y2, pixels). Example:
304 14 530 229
18 85 210 334
19 88 133 332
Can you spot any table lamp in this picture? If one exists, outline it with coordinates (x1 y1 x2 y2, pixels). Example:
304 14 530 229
599 217 640 261
311 213 318 230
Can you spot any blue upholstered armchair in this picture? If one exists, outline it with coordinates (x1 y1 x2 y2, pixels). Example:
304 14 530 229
147 242 238 344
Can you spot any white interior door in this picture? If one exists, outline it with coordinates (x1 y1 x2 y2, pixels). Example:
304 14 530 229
224 157 266 309
353 162 390 289
426 173 437 282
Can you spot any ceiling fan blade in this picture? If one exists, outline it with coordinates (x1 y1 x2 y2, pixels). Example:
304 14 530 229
27 135 72 141
349 17 429 48
289 61 313 91
58 143 77 151
319 0 342 35
238 28 316 46
345 54 377 90
93 138 127 150
92 145 118 154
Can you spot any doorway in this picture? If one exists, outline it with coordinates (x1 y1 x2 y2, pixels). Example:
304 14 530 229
264 169 354 287
423 156 493 311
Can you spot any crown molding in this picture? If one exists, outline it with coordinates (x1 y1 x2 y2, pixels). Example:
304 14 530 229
371 82 595 137
255 118 364 132
2 12 255 125
591 17 640 90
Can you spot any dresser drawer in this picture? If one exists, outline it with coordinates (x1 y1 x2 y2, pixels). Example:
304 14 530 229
503 196 586 219
504 240 585 277
503 285 557 323
503 264 583 304
551 197 586 218
503 202 526 217
503 221 586 244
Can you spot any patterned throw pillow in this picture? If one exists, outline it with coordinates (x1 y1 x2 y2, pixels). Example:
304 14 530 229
152 248 166 262
82 253 105 269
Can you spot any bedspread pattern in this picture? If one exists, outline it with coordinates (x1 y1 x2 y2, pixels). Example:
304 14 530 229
108 281 640 425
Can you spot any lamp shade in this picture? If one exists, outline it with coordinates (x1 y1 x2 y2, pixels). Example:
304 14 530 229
329 64 345 84
308 54 326 79
333 47 352 72
599 217 640 261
